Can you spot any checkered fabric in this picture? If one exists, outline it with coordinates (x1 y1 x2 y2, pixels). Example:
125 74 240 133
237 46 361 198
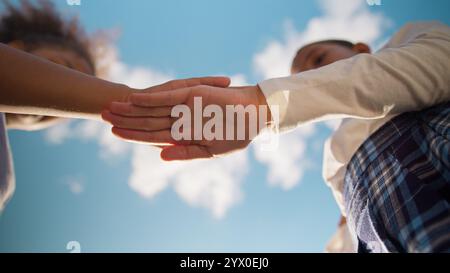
344 102 450 253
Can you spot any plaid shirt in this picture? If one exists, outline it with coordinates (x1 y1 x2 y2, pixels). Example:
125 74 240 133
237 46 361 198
344 102 450 253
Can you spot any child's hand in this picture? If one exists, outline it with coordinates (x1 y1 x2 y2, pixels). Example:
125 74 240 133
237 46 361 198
102 81 271 161
103 76 231 131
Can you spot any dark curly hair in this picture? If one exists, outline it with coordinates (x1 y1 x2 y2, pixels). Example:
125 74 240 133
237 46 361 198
0 0 95 73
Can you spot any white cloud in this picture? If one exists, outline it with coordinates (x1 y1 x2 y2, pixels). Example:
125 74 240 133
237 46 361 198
229 74 250 86
253 0 390 79
63 176 85 195
101 46 173 89
129 146 248 219
45 119 131 159
44 121 72 145
253 124 316 190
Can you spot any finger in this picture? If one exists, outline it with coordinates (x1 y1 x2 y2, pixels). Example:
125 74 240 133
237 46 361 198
130 87 194 107
111 127 190 145
179 76 230 88
147 76 230 93
102 111 172 131
109 102 172 117
160 145 213 161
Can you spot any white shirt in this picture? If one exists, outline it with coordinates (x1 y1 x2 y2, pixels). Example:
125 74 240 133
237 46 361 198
0 113 15 212
258 22 450 214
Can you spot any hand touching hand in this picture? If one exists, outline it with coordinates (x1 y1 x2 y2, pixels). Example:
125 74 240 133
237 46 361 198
102 80 272 161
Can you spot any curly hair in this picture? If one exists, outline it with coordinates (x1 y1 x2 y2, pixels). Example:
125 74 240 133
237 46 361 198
0 0 95 73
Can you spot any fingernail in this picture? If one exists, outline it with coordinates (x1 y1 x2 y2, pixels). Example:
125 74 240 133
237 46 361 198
160 149 174 161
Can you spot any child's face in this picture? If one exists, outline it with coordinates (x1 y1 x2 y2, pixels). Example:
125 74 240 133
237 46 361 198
291 43 361 74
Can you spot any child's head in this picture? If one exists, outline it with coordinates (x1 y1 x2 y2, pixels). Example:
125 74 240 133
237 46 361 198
291 40 371 74
0 0 95 76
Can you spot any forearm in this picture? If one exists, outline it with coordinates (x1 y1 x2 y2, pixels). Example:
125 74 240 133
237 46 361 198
0 43 133 120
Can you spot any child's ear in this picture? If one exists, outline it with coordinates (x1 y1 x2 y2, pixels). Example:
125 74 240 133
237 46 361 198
353 43 371 54
7 40 26 51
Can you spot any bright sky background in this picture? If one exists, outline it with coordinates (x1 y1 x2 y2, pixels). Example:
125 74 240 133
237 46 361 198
1 0 449 253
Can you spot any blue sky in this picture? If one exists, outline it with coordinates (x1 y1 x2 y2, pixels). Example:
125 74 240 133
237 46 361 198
0 0 449 253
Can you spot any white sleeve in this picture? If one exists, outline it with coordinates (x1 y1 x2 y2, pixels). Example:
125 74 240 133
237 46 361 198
258 22 450 132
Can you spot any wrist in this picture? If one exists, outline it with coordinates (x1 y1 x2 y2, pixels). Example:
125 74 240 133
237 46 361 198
251 85 272 130
112 83 135 103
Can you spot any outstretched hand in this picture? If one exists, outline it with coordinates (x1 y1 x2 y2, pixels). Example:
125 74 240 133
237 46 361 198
102 77 271 161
